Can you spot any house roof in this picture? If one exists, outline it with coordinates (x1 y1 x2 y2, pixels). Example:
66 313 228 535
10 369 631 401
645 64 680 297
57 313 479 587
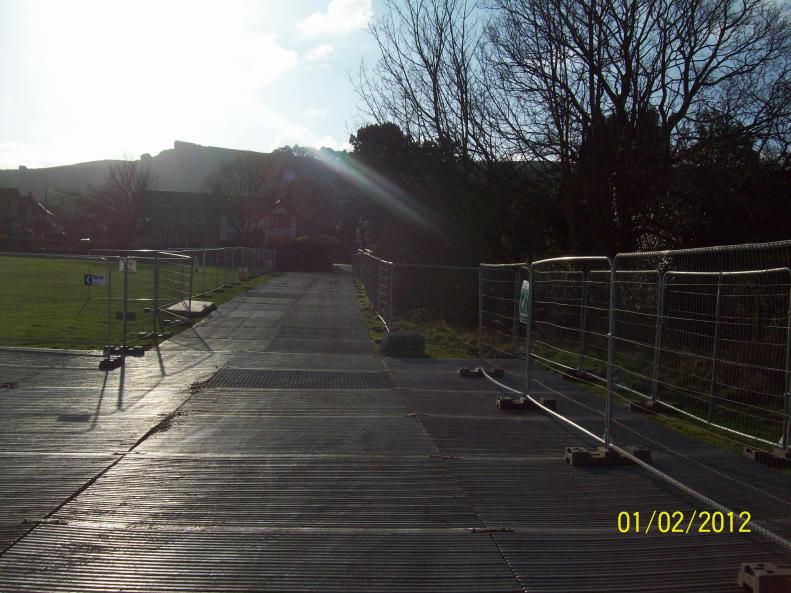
0 187 54 216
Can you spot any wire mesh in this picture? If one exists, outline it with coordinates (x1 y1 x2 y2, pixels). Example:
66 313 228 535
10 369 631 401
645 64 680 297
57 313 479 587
392 262 479 328
615 243 791 451
160 247 275 297
154 251 194 336
352 251 389 328
0 252 118 350
479 263 526 391
353 251 479 350
525 256 616 440
0 249 200 354
477 244 791 550
0 245 273 358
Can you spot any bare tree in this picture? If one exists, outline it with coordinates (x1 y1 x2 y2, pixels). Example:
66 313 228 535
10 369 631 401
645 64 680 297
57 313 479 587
484 0 791 249
356 0 791 253
487 0 790 155
356 0 496 162
94 160 156 248
206 152 280 244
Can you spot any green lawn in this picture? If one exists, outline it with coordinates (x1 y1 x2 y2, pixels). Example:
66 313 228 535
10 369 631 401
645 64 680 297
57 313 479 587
0 255 273 350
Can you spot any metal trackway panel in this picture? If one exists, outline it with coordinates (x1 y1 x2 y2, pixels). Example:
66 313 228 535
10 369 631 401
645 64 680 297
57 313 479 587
0 526 521 593
3 271 789 592
227 351 385 371
0 454 115 550
135 415 436 455
185 388 407 416
494 531 790 593
202 368 394 390
54 454 483 529
265 337 375 355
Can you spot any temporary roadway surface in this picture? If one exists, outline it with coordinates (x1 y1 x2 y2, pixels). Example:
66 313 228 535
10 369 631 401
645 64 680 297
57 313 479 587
0 269 789 592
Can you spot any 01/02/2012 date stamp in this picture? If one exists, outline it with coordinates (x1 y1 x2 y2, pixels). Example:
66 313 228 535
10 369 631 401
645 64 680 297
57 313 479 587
617 511 751 534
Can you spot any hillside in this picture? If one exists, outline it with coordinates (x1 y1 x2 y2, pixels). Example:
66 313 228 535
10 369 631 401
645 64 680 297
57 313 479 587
0 141 255 201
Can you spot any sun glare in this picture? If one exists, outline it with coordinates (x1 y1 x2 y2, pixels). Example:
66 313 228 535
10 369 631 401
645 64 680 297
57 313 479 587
29 0 298 162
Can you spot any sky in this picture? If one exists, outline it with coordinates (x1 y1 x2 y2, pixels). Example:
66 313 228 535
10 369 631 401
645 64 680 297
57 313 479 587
0 0 380 168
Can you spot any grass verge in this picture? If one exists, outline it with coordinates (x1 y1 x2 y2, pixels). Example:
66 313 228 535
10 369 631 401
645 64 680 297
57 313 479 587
354 280 478 358
542 359 781 460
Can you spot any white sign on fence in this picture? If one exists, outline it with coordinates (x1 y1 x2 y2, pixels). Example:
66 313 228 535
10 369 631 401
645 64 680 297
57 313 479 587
119 258 137 273
519 280 530 324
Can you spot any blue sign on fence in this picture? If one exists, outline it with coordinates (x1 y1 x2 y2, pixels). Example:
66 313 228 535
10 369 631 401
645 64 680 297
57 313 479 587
84 273 106 286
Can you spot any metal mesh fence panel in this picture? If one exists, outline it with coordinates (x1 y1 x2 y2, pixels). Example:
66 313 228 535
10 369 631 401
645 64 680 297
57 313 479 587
392 263 478 328
525 258 613 379
0 246 280 359
479 263 526 391
353 251 479 352
164 247 274 296
113 255 153 349
353 251 383 321
526 256 616 441
478 244 791 551
615 242 791 451
155 251 194 335
0 252 118 350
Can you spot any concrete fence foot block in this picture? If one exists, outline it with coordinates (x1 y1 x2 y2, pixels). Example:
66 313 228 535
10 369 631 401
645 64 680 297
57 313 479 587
458 366 508 379
737 562 791 593
99 357 123 371
743 446 791 469
565 446 652 467
497 396 557 412
166 300 215 318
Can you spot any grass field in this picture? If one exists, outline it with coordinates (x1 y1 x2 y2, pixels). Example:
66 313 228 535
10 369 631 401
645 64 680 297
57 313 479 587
0 255 273 350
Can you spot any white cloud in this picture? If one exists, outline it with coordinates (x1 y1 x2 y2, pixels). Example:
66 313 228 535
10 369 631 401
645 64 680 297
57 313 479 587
5 2 303 168
306 108 329 118
314 136 351 151
305 44 336 62
297 0 372 36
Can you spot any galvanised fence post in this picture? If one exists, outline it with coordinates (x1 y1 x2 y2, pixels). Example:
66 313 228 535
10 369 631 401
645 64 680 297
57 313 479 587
511 267 521 354
707 272 724 422
604 257 616 448
524 263 535 396
106 258 113 349
577 270 589 374
153 252 160 339
651 272 666 403
201 249 207 294
122 257 129 363
387 262 396 331
783 269 791 452
477 266 483 360
377 260 384 318
188 254 194 316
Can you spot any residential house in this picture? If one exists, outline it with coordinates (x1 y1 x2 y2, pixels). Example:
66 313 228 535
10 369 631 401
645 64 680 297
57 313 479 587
264 201 296 242
138 190 223 248
0 187 56 241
